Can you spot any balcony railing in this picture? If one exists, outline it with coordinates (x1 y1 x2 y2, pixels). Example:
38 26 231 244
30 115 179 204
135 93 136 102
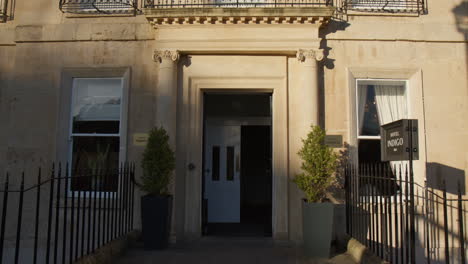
58 0 425 15
1 0 8 22
59 0 138 14
344 0 425 13
144 0 334 8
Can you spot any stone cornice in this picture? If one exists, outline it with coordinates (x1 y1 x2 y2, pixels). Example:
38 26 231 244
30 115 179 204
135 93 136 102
144 7 334 26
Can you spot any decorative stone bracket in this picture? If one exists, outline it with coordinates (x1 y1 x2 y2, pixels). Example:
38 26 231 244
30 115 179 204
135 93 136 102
296 49 324 62
153 50 180 63
149 15 330 26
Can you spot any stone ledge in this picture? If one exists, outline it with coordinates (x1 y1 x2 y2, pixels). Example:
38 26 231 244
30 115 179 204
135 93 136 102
328 237 388 264
75 230 141 264
14 23 155 43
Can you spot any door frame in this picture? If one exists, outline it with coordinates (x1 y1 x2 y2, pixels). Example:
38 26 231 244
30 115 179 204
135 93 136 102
202 115 272 227
176 57 288 240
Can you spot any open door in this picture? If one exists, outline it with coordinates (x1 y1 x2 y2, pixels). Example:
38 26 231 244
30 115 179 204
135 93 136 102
204 124 241 223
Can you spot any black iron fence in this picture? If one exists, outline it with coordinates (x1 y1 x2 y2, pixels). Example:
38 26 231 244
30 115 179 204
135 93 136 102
345 163 467 264
0 163 136 264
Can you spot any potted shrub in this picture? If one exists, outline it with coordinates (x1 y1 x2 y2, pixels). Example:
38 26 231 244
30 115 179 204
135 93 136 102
293 125 339 259
140 127 175 250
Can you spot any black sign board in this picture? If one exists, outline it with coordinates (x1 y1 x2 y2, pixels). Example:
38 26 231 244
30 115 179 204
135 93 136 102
380 119 419 161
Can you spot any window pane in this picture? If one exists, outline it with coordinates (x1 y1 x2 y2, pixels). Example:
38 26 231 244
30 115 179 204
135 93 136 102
73 121 120 134
226 146 234 181
358 139 399 196
72 78 122 134
71 136 120 192
358 139 382 163
212 146 220 181
358 85 380 136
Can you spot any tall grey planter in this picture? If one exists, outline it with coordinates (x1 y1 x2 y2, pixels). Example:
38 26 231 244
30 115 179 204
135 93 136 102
302 201 334 258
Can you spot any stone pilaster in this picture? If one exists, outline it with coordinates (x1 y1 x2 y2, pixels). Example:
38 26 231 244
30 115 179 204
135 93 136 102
153 49 180 147
153 49 180 242
296 48 324 133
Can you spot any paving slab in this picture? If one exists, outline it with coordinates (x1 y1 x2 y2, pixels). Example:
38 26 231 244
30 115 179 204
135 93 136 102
115 237 334 264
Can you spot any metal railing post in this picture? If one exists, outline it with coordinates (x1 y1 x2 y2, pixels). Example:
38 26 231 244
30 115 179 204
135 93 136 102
33 168 41 264
14 173 25 264
62 163 69 264
45 165 55 264
458 181 466 264
0 173 9 264
443 180 449 264
53 163 62 264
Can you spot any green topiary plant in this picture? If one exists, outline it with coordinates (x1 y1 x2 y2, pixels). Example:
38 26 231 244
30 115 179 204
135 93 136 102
293 125 339 203
141 127 176 196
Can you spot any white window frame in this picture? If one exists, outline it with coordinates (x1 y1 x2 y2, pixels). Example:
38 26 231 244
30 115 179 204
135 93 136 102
68 77 125 198
355 78 410 200
57 68 130 198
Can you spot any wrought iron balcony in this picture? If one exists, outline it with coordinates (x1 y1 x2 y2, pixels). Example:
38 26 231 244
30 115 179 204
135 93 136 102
143 0 334 9
345 0 426 13
1 0 8 22
58 0 426 15
59 0 138 14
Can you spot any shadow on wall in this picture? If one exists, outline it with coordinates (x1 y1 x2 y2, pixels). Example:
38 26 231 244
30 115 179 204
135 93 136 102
426 162 466 195
319 19 351 71
452 1 468 91
317 19 350 128
453 1 468 41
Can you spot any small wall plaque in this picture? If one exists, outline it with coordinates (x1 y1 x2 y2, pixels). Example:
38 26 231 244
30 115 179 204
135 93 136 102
324 135 343 148
133 133 149 146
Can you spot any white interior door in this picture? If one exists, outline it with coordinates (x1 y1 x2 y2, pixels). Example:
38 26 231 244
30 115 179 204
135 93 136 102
204 124 241 223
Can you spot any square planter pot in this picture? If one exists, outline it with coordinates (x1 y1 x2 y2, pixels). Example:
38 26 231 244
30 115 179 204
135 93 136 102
141 195 173 250
302 201 334 258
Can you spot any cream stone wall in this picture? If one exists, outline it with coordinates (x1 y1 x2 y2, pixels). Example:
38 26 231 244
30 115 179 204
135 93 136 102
323 0 468 194
0 0 466 249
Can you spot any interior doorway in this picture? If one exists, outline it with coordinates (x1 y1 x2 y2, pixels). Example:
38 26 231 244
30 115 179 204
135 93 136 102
202 93 272 236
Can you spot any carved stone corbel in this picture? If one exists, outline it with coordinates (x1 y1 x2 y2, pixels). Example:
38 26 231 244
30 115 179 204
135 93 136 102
296 49 324 62
153 50 180 63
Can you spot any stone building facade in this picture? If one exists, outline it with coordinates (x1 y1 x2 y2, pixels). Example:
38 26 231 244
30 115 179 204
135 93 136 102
0 0 467 259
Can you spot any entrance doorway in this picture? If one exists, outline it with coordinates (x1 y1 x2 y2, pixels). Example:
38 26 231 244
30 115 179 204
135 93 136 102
202 93 272 236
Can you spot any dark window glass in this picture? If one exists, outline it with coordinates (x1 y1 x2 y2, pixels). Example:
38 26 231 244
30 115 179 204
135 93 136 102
358 139 398 196
73 120 120 134
359 86 380 136
212 146 220 181
71 136 120 192
358 139 382 163
226 146 234 181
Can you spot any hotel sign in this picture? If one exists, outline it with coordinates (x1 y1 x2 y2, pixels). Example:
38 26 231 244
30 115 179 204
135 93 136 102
324 135 343 148
133 133 149 146
380 119 419 161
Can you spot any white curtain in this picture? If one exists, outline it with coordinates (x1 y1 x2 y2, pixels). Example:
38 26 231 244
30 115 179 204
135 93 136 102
374 84 408 177
357 84 368 136
374 85 407 125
